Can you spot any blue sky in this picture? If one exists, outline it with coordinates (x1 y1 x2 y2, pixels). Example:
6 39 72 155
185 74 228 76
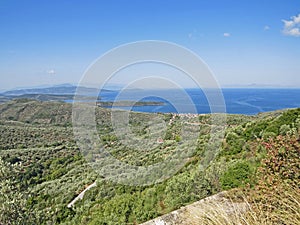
0 0 300 90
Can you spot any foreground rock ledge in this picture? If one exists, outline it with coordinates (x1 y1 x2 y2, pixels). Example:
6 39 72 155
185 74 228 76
140 192 248 225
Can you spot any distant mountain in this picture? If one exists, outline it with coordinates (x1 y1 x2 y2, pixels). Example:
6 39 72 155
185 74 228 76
0 84 116 103
1 84 113 96
222 83 300 88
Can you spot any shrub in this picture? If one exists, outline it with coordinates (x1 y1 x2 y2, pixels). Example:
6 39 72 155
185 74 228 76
220 161 253 190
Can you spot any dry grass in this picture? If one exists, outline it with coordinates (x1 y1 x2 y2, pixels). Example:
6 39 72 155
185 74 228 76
183 186 300 225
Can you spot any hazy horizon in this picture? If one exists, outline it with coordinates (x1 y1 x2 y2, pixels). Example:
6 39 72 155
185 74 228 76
1 82 300 93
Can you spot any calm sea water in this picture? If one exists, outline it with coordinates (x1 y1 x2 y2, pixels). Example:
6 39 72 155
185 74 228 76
97 88 300 115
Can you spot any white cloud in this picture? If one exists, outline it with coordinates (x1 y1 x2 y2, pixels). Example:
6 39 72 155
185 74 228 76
46 69 56 75
294 14 300 23
223 32 230 37
287 27 300 36
264 25 270 30
282 13 300 37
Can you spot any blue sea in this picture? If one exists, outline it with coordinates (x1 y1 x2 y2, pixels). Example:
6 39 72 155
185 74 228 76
97 88 300 115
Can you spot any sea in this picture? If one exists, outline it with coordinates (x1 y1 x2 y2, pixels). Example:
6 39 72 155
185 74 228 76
96 88 300 115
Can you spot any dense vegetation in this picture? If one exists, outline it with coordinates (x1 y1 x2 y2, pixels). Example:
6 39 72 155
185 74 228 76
0 99 299 224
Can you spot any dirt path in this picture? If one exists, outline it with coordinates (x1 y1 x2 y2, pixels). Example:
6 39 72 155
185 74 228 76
67 181 97 208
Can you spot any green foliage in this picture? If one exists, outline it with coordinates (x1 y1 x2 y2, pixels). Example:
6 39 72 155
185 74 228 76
0 100 299 224
164 171 212 210
279 124 291 135
220 161 254 190
262 131 276 139
0 158 35 224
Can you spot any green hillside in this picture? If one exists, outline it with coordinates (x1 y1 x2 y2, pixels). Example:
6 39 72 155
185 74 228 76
0 99 299 224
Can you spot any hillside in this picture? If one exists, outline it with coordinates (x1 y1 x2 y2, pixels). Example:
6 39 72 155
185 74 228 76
0 99 299 224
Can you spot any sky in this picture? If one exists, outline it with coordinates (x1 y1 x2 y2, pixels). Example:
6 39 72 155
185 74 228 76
0 0 300 90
